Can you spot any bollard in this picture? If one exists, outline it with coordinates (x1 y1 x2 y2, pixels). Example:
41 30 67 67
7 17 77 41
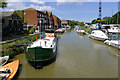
36 37 37 40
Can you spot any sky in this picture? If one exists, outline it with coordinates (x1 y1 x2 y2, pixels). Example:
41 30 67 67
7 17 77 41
0 0 120 22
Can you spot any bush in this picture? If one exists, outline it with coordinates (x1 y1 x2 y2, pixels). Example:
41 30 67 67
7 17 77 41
20 31 25 34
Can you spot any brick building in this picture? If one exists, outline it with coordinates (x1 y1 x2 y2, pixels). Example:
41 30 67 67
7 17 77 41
48 12 54 28
24 8 50 32
0 11 23 37
53 15 61 29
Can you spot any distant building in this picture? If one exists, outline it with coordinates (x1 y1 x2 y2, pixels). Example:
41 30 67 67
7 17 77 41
61 20 68 26
53 15 61 29
0 11 23 37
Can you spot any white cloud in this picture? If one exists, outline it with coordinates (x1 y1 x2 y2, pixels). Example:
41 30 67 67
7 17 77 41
29 4 55 11
56 0 120 2
56 0 120 6
7 0 45 5
0 2 55 11
29 0 45 5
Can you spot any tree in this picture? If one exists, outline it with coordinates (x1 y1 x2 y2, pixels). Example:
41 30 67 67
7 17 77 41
79 22 85 26
91 12 120 24
0 0 7 8
91 19 97 24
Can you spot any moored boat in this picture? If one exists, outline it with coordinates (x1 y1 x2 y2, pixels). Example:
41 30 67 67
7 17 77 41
25 29 58 69
89 29 108 41
0 60 19 80
0 56 9 67
55 28 65 33
76 28 85 34
107 26 120 34
104 35 120 49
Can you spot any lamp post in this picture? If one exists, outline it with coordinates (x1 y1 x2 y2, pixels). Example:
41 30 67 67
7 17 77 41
23 12 28 31
39 20 42 39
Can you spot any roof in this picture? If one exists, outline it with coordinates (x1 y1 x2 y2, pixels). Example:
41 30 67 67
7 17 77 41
48 12 52 16
52 15 57 18
0 11 14 19
25 8 36 10
41 11 48 14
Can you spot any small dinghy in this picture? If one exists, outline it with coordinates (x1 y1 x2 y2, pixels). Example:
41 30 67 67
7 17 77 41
0 56 9 67
0 60 19 80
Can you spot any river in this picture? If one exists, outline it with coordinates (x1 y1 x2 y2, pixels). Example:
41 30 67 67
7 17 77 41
12 30 118 79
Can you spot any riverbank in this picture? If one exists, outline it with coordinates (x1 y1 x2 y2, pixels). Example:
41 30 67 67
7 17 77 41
2 33 40 58
79 26 92 34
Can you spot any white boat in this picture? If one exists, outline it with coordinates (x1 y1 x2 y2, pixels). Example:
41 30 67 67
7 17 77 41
76 28 85 34
26 29 58 69
107 26 120 33
104 35 120 49
89 29 108 41
0 56 9 67
55 28 65 33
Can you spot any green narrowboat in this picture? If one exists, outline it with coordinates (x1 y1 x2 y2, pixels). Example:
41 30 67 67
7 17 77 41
25 29 58 69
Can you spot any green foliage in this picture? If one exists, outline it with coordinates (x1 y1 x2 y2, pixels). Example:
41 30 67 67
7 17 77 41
15 10 24 21
79 22 85 26
68 20 85 29
0 0 7 8
2 33 40 58
91 12 120 24
91 19 98 24
79 26 91 33
29 26 34 34
86 23 91 25
20 31 25 34
68 20 78 26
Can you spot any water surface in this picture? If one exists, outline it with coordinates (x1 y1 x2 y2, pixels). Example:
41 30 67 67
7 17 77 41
12 31 118 78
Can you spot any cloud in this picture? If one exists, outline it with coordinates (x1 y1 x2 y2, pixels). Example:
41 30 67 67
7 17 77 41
29 4 55 11
7 0 45 5
0 1 55 11
56 0 120 6
56 0 120 2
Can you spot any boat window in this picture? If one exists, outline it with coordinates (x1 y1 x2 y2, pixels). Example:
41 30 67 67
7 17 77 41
92 32 94 34
43 39 50 41
118 36 120 40
114 36 117 40
108 36 112 40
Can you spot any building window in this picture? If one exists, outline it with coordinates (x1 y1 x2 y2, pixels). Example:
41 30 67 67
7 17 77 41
2 19 5 24
12 14 17 19
40 14 41 17
37 13 39 17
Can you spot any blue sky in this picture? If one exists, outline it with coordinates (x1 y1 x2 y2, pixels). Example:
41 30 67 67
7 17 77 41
46 2 118 22
1 0 119 23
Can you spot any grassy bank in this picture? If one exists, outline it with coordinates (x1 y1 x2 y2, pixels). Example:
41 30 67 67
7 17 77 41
2 33 40 58
79 26 92 34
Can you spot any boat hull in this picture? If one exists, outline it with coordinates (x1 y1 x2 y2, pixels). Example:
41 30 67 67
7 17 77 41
0 56 9 67
104 40 120 49
0 60 19 80
25 42 58 69
89 35 107 41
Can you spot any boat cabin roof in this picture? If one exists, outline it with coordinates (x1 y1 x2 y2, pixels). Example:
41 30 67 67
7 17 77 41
45 29 54 33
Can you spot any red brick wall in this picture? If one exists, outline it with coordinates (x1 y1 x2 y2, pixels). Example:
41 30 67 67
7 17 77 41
24 10 37 26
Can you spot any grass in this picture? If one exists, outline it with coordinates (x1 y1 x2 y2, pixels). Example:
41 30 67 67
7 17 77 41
79 26 92 34
2 33 40 58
